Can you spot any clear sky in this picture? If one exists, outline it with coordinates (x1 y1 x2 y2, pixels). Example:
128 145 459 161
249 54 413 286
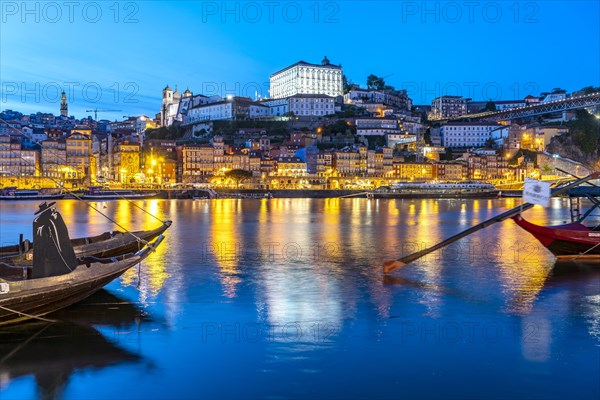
1 0 599 120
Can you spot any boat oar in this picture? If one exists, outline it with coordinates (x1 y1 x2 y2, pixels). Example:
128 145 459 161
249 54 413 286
383 172 600 274
556 168 598 187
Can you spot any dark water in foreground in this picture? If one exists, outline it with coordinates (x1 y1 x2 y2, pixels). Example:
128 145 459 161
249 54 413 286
0 198 599 400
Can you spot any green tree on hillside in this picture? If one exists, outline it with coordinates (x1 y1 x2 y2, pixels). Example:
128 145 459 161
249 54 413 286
570 109 600 154
367 74 386 90
579 86 600 94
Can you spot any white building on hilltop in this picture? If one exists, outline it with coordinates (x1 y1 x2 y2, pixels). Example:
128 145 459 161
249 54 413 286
261 94 336 118
184 97 269 123
270 56 343 99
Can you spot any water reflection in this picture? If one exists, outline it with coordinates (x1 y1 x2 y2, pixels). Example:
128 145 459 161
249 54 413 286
1 198 599 399
0 290 147 400
545 262 600 346
254 198 345 347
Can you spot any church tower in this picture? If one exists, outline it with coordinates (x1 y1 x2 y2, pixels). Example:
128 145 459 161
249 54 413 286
161 85 173 126
60 91 68 117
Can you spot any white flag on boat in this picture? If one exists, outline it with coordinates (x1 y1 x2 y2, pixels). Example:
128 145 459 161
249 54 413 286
523 178 551 206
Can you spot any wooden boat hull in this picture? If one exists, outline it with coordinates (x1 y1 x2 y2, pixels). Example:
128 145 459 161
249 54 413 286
71 221 171 259
0 194 65 201
80 193 158 200
512 215 600 259
372 191 499 199
0 221 171 263
0 236 163 326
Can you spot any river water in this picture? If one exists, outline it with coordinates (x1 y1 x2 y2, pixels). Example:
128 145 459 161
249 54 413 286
1 198 599 399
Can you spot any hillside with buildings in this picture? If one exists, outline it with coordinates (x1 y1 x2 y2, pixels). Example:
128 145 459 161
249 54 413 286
0 59 598 190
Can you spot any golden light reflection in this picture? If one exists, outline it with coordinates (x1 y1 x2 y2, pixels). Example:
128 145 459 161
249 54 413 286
459 202 468 226
494 211 554 314
53 200 173 300
387 200 400 219
119 200 171 298
322 198 341 246
210 199 241 298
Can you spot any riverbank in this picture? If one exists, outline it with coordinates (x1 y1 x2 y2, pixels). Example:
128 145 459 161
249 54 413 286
2 189 522 200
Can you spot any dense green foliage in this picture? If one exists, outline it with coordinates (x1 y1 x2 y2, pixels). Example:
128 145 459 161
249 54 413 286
321 119 356 136
579 86 600 94
366 74 394 91
342 75 352 94
567 109 600 154
145 126 185 140
213 120 289 136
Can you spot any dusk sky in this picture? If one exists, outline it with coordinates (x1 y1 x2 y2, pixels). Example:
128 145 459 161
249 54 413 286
1 1 599 120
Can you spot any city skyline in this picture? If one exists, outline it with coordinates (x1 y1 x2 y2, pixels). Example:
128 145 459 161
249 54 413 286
1 1 599 119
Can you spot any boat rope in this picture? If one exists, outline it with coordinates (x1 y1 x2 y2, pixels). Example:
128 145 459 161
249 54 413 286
0 304 57 323
572 240 600 260
98 190 166 224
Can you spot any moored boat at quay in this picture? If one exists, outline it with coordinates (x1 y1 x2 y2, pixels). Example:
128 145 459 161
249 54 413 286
79 186 158 200
0 202 167 326
512 185 600 260
0 219 172 265
371 181 499 199
0 187 64 201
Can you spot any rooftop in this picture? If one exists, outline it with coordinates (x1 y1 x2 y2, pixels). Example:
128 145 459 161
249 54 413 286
271 57 342 77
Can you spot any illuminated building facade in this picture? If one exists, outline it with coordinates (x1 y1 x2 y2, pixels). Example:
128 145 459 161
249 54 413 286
270 57 343 99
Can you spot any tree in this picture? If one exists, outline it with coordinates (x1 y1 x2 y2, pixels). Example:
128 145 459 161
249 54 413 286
366 74 386 90
485 101 496 112
578 86 600 95
570 109 600 154
225 169 253 188
323 119 356 136
343 108 356 118
342 74 352 94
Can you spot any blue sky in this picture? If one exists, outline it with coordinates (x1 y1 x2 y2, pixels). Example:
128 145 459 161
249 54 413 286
1 1 599 120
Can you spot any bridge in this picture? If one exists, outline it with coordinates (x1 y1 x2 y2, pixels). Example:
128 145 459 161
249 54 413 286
435 92 600 122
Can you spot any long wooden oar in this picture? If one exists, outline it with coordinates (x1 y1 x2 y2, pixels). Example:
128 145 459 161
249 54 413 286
383 172 600 274
556 168 598 187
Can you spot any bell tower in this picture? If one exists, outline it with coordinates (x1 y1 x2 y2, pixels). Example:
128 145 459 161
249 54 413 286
60 91 68 117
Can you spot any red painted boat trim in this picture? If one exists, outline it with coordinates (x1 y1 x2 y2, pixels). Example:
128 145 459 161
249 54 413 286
512 215 600 248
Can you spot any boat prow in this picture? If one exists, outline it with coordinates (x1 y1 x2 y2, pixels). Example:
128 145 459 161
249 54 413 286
0 235 164 326
512 214 600 259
